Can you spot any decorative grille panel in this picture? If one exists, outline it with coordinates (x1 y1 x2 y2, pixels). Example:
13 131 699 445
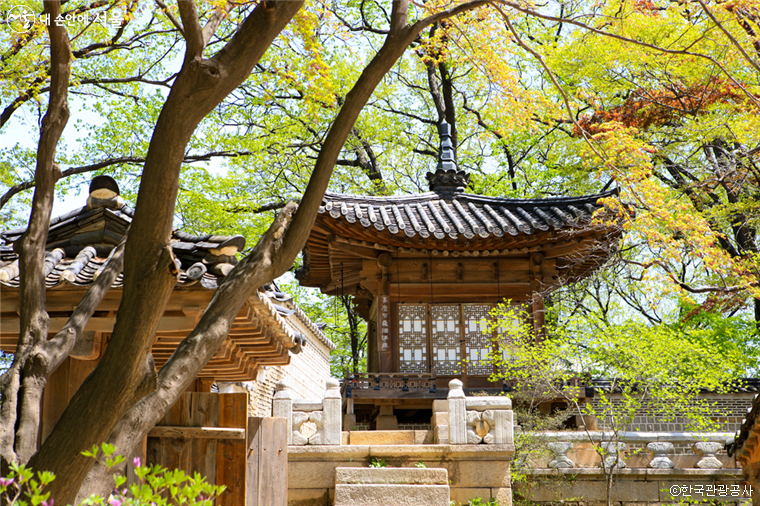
431 304 461 375
398 304 427 373
463 304 493 375
495 305 527 366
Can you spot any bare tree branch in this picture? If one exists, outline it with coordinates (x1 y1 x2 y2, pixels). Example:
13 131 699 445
202 2 235 45
177 1 205 60
0 151 255 211
695 0 760 75
154 0 185 36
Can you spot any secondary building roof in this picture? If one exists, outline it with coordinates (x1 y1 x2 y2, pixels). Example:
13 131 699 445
0 176 332 381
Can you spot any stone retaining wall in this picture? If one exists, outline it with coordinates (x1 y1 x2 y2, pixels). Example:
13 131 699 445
516 468 748 506
287 443 515 506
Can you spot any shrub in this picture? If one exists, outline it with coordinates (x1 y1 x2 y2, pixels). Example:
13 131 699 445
1 444 225 506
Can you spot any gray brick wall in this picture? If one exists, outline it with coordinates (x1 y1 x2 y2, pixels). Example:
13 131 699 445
587 393 754 433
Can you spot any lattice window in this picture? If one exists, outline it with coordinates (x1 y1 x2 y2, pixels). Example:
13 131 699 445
431 304 461 375
463 304 493 375
495 305 528 366
398 304 427 373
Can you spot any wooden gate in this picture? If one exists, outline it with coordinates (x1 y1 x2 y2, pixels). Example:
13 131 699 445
147 392 248 506
246 417 287 506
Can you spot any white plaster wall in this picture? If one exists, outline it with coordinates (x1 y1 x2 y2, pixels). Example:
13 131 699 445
247 311 335 417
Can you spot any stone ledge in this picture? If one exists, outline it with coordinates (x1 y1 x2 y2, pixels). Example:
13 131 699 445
533 431 734 443
525 468 742 478
335 467 448 485
289 444 515 461
466 398 512 410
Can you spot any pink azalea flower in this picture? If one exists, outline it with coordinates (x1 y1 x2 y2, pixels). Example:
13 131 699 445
133 457 141 468
0 477 14 486
108 497 122 506
41 499 54 506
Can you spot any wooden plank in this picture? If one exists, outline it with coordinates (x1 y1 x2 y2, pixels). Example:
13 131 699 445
217 393 247 506
247 417 287 506
193 393 219 488
147 426 245 439
40 358 70 445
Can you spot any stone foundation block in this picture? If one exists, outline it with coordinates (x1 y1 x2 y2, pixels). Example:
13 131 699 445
450 487 492 505
415 429 434 444
375 415 398 430
432 400 448 413
449 460 511 488
432 412 449 427
491 487 513 506
289 461 365 489
333 484 449 506
336 467 448 485
517 479 660 502
349 430 415 445
287 488 332 506
434 425 449 444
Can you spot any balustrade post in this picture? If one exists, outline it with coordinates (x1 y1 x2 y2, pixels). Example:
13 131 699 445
548 442 575 468
694 441 723 469
272 381 294 445
601 441 627 470
646 442 675 469
323 378 342 445
448 379 467 444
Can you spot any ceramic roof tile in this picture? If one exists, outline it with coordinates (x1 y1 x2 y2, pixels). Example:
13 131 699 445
315 190 616 240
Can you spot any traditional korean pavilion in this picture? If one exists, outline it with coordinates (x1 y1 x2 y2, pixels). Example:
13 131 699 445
0 176 316 441
296 123 624 428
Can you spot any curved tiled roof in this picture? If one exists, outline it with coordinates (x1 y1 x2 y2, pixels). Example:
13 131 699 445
318 189 617 242
0 188 331 380
0 204 245 290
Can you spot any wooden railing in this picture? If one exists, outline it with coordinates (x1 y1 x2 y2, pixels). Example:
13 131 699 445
343 373 437 397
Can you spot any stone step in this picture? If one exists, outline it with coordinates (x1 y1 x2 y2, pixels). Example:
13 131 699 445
334 467 450 506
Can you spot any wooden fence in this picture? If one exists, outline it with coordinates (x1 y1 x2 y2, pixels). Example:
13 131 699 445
145 392 286 506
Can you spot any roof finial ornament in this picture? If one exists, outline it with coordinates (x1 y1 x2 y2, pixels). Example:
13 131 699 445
87 175 125 209
426 121 469 195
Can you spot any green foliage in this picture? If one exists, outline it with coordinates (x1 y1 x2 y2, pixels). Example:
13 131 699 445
491 301 747 434
415 461 427 469
0 443 225 506
278 277 367 378
450 498 501 506
369 458 387 468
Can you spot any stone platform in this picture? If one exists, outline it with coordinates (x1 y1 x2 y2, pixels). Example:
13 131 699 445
288 441 515 506
334 467 449 506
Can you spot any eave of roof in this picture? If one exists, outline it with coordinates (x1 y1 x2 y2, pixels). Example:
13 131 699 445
316 189 619 242
0 196 332 380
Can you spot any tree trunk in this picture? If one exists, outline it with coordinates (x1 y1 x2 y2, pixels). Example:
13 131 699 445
27 3 304 503
0 0 70 469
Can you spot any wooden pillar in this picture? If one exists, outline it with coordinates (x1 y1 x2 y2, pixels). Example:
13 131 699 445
529 253 546 341
376 253 393 372
196 377 215 393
